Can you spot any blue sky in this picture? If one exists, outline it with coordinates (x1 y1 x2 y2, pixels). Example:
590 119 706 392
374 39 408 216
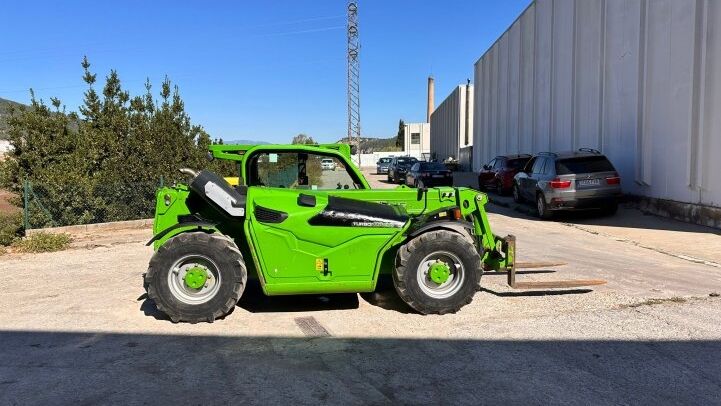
0 0 529 143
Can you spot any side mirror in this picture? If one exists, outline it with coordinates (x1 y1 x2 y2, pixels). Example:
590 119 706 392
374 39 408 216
483 164 490 170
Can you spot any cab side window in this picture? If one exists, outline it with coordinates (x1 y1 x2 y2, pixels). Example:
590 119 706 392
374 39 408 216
252 152 360 190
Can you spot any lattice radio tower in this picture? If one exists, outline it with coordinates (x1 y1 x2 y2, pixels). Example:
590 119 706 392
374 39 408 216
347 1 360 160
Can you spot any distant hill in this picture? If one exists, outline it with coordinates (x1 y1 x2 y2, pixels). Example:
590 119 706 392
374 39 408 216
0 98 25 140
335 136 400 153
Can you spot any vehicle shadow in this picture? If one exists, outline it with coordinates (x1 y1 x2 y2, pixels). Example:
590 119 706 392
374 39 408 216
358 274 415 314
480 287 593 297
486 192 721 236
237 281 360 313
453 170 720 235
137 281 360 320
378 178 402 185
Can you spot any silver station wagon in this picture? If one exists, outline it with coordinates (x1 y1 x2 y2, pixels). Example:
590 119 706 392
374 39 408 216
513 149 622 219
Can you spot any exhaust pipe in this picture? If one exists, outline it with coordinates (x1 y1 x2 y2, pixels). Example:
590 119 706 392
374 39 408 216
179 168 198 178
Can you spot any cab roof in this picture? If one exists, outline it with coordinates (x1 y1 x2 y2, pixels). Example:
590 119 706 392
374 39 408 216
208 143 352 161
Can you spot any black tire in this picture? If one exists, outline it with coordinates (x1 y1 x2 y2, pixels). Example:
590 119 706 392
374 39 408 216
536 193 553 219
387 173 393 183
144 232 247 323
393 230 482 315
512 184 523 203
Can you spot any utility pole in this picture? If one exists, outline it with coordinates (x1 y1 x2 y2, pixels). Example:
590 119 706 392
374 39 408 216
347 1 361 164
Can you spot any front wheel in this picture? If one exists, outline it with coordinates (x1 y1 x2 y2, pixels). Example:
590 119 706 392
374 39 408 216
144 232 247 323
394 230 482 315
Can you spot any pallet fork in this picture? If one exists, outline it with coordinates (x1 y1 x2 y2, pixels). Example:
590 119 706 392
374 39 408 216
496 235 606 290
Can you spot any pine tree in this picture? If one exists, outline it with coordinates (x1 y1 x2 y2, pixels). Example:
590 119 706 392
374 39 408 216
396 119 405 149
0 57 225 228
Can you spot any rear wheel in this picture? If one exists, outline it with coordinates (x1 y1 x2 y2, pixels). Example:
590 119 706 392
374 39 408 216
394 230 482 315
496 180 507 195
144 232 247 323
512 184 523 203
536 193 553 219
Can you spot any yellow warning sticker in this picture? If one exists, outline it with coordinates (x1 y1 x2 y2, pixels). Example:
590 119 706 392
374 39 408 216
315 258 324 271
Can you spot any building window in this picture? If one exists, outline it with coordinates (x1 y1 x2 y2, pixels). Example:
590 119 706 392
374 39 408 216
411 133 420 145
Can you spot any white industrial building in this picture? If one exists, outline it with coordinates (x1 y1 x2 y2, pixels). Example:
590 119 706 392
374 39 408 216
430 83 474 170
403 122 430 158
472 0 721 226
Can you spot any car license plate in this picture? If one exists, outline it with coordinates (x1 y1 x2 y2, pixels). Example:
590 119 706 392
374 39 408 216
432 174 443 178
578 179 600 187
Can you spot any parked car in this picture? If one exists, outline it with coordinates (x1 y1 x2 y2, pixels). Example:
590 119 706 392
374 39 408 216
406 161 453 188
478 154 532 195
513 149 622 219
321 158 336 171
376 157 392 174
387 156 418 184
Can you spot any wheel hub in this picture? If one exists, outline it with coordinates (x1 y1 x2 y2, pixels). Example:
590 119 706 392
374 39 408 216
184 266 208 289
428 261 451 284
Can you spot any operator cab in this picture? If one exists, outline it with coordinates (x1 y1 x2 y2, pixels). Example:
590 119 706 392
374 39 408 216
246 150 364 191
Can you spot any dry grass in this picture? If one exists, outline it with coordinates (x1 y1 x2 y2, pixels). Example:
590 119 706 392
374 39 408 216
12 232 72 253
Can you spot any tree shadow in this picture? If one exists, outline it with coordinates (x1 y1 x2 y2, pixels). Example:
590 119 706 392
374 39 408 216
2 330 719 404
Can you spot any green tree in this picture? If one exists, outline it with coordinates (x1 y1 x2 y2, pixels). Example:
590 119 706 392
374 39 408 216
396 119 405 149
291 133 316 145
0 57 225 229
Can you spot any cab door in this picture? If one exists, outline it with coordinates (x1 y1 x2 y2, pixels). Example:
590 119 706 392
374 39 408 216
243 150 405 294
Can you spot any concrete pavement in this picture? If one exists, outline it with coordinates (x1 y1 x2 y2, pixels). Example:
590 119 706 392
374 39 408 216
0 169 719 404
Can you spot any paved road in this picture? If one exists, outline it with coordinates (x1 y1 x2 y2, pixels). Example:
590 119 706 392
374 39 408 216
1 169 720 404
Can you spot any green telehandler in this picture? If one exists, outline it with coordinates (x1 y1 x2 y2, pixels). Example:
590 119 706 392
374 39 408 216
144 143 604 323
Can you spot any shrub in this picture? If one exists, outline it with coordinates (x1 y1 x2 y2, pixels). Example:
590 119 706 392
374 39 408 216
12 232 71 253
0 211 23 246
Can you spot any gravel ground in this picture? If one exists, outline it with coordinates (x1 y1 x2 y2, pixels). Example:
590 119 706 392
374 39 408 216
1 169 720 404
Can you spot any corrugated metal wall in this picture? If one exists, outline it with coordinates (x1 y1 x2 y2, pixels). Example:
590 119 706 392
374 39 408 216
430 85 474 167
472 0 721 207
